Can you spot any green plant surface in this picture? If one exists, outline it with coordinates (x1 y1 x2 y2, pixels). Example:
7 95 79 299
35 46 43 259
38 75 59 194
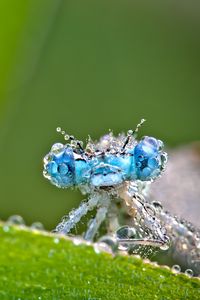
0 0 200 230
0 223 199 300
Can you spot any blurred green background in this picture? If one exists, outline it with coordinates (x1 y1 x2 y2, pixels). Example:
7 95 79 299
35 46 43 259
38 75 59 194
0 0 199 230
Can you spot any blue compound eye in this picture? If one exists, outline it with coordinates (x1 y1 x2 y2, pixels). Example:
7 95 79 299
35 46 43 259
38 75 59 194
134 136 167 181
43 143 75 188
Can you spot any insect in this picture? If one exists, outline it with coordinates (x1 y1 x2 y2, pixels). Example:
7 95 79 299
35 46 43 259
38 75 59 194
43 119 169 250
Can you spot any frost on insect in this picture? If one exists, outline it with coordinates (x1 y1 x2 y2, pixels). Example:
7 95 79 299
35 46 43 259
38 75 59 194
43 119 170 257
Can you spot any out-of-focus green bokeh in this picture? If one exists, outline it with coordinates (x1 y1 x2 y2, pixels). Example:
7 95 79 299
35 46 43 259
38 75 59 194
0 0 199 229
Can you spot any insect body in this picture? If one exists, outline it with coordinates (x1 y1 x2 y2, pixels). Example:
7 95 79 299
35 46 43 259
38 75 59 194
43 120 169 249
44 136 167 189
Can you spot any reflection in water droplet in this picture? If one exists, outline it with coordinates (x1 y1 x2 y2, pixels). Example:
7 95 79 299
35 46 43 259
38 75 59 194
172 264 181 273
116 226 137 239
185 269 194 277
7 215 25 225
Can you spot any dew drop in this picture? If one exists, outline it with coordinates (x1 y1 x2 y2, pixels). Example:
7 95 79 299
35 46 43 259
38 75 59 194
56 127 61 132
7 215 25 225
94 242 113 255
127 130 133 135
142 267 146 271
64 134 69 141
73 237 83 246
51 143 64 153
98 236 118 253
30 222 44 230
172 264 181 273
185 269 193 277
3 225 10 232
160 243 169 251
53 238 60 244
116 226 137 239
43 154 51 164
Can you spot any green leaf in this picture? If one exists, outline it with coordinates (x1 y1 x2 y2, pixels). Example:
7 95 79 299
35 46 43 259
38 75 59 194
0 223 199 300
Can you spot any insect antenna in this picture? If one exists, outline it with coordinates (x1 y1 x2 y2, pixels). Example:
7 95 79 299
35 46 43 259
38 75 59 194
56 127 84 151
121 118 146 151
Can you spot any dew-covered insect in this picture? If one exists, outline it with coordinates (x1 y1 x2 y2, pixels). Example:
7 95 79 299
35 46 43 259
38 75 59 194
43 119 169 249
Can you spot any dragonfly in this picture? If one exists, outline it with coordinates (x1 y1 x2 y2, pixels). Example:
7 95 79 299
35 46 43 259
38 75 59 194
43 120 200 276
43 119 170 252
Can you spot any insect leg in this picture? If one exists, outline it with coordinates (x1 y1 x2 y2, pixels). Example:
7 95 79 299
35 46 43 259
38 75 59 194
118 183 169 247
53 193 101 234
84 206 108 241
107 201 120 233
117 237 164 248
84 191 111 240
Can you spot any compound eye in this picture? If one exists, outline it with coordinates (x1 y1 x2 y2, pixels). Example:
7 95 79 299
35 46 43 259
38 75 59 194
43 143 75 188
134 136 167 181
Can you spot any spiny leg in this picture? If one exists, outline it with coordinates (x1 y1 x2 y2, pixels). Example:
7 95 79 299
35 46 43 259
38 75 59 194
117 183 169 248
84 206 108 241
53 193 101 235
107 201 121 234
84 191 111 241
117 238 164 248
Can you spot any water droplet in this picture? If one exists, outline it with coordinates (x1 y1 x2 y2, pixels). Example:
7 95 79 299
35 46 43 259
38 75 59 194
51 143 64 153
30 222 44 230
53 238 60 244
3 225 10 232
116 226 137 239
185 269 193 277
43 154 51 164
56 127 61 132
64 134 69 140
59 163 69 175
152 201 163 211
127 130 133 135
94 242 113 255
98 236 118 253
7 215 25 225
158 140 164 151
172 264 181 273
73 237 83 246
160 243 169 251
